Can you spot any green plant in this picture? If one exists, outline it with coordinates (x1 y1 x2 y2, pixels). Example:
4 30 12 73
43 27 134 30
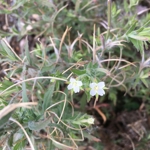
0 0 150 149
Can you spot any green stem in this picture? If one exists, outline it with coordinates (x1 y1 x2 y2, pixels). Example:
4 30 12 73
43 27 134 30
94 94 99 107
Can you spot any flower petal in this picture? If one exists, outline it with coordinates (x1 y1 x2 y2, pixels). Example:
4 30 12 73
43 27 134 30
74 86 80 93
98 82 105 88
77 81 82 86
67 84 73 90
97 89 105 96
70 77 75 82
90 83 97 88
68 77 82 93
90 89 97 96
87 118 94 124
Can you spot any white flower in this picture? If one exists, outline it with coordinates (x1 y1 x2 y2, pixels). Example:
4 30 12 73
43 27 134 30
90 82 105 96
67 78 82 93
86 118 95 124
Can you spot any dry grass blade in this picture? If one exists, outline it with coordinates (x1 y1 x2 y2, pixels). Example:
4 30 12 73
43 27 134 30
59 26 71 55
0 102 37 119
50 137 78 150
93 24 96 63
49 36 60 62
100 58 137 67
69 34 83 57
81 1 93 11
0 76 67 96
86 4 102 12
94 107 107 123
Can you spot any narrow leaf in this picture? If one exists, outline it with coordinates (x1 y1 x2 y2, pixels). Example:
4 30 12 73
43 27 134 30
42 84 55 112
22 65 29 102
0 112 12 129
0 40 17 61
25 37 32 65
71 69 86 75
28 119 51 131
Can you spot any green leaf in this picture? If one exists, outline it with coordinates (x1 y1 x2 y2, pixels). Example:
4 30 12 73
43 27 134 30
83 131 100 142
140 71 149 79
67 114 94 127
141 78 148 88
125 20 137 35
40 65 55 73
28 120 62 131
28 119 51 131
86 63 99 77
129 38 144 55
80 94 87 110
0 79 13 91
35 0 56 9
22 83 29 102
108 91 117 105
0 79 18 97
112 2 121 18
25 37 32 66
0 112 12 129
129 0 139 8
42 83 55 112
128 34 150 41
0 40 17 61
22 65 29 102
124 0 128 12
138 27 150 37
42 14 52 22
52 138 74 150
96 68 108 75
13 138 25 150
128 27 150 41
8 134 14 147
71 69 86 75
87 62 98 69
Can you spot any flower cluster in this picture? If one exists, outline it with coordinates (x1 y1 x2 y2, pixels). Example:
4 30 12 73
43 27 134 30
67 77 105 96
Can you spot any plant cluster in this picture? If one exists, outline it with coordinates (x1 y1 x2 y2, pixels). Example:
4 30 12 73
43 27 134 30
0 0 150 149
